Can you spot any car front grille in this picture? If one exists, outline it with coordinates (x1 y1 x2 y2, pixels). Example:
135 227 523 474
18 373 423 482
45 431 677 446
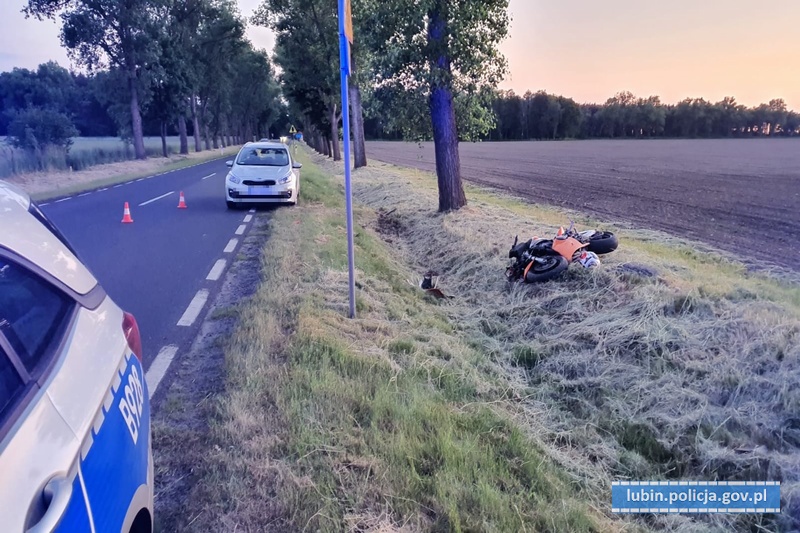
229 189 292 199
242 180 277 186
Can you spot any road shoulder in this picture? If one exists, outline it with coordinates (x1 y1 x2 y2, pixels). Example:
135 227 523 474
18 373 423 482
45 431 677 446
151 214 269 531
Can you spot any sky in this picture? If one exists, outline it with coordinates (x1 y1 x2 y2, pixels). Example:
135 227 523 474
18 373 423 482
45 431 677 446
1 0 798 110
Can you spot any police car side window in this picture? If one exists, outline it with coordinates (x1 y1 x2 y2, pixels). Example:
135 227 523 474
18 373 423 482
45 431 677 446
0 258 73 375
0 346 24 424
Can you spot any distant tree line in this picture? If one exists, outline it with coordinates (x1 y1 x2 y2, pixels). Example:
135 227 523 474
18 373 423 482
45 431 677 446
364 90 799 141
6 0 288 161
484 90 800 141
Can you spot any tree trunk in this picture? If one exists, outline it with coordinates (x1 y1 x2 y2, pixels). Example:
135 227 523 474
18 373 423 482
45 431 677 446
202 104 211 150
349 81 367 168
160 122 168 158
191 96 202 152
226 132 232 146
178 114 189 155
428 3 466 212
212 132 219 149
330 104 341 161
128 73 146 160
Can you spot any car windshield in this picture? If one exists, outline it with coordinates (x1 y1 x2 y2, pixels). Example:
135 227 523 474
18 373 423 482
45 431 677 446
236 147 290 166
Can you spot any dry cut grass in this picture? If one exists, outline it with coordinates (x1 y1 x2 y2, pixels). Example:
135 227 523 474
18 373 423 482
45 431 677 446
190 149 616 532
187 146 799 532
336 157 800 532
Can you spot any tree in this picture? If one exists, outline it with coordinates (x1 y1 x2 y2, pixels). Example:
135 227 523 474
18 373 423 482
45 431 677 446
255 0 369 166
557 96 582 138
8 108 79 167
24 0 161 159
363 0 509 211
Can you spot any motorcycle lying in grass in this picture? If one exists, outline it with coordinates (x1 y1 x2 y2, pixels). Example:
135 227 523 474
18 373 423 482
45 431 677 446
506 221 618 283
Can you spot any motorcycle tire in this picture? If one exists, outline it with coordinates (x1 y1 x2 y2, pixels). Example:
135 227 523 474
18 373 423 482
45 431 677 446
524 256 569 283
586 231 619 254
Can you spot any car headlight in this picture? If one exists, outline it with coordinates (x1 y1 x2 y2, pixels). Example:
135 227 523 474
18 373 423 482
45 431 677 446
227 173 241 184
278 173 292 185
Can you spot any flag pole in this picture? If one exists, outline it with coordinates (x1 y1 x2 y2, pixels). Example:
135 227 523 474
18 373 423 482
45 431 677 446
339 0 356 319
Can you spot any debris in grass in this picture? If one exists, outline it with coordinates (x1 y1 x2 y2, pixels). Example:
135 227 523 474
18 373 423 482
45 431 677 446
420 270 452 299
615 263 658 278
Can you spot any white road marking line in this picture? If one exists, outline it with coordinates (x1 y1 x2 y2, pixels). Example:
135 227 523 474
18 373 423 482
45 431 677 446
55 197 72 203
206 259 227 281
235 224 247 235
139 191 174 206
136 178 144 182
145 345 179 399
177 289 209 326
202 173 216 180
249 208 256 213
78 192 91 197
243 214 253 223
113 184 125 188
224 238 238 253
39 202 50 207
98 188 108 192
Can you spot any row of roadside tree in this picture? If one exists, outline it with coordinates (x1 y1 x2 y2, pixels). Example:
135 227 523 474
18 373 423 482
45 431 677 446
11 0 798 211
11 0 286 160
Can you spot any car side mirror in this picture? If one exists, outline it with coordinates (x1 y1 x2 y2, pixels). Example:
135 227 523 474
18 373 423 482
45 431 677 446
292 162 302 169
225 160 234 167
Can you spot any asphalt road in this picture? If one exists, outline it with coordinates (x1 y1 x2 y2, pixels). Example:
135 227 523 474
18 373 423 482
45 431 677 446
39 157 255 377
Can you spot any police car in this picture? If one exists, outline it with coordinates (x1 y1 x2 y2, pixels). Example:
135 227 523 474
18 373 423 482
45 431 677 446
0 180 153 532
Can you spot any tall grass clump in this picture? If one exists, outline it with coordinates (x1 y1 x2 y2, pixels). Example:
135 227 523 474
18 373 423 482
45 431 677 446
0 136 186 178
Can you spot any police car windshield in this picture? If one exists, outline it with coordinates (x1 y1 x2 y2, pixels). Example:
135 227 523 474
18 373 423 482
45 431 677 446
236 148 290 166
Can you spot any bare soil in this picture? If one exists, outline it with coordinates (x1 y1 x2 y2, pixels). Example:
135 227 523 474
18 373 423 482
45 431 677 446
365 139 800 270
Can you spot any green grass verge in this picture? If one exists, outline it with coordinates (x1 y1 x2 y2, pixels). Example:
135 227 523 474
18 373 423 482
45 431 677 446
189 148 613 532
175 148 798 532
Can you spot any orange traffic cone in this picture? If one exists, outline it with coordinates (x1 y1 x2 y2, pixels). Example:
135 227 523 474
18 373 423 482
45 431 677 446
121 202 134 223
177 191 187 209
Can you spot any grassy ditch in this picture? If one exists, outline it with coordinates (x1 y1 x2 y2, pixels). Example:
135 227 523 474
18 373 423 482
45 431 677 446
189 148 798 532
189 149 613 532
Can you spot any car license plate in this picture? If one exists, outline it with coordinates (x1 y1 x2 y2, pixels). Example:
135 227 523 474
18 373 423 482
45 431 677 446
247 186 271 194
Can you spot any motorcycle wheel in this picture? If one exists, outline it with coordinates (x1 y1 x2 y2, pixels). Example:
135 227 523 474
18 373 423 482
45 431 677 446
586 231 619 254
524 256 569 283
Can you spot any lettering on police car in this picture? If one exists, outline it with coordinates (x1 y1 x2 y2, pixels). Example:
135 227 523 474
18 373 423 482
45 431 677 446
118 364 145 445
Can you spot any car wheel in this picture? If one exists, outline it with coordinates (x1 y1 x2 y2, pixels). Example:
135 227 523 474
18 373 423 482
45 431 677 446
226 200 238 210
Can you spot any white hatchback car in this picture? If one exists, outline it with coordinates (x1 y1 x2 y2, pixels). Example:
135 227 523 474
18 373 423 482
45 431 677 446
225 141 302 208
0 181 153 532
